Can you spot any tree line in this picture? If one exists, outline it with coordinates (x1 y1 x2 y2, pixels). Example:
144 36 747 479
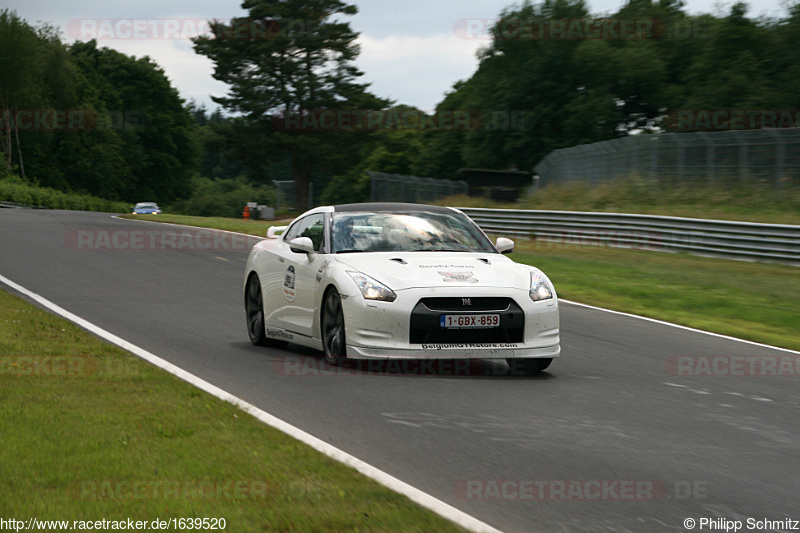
0 9 195 204
405 0 800 182
2 0 799 212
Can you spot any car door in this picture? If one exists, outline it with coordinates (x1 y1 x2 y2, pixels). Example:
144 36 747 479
274 213 328 340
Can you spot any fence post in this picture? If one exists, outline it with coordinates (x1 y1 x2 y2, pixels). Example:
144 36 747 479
767 129 785 189
272 180 281 212
650 136 659 181
698 132 714 182
674 133 685 183
739 135 748 181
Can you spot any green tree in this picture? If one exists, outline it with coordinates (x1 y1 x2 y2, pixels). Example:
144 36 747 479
25 30 131 197
0 12 196 204
453 0 601 170
0 12 132 196
770 4 800 107
405 0 800 183
0 10 43 177
186 103 249 181
321 124 424 204
683 3 772 109
412 82 472 179
69 41 197 201
193 0 388 210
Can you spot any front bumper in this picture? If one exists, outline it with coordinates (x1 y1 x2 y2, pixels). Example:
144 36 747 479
340 286 560 360
347 343 560 360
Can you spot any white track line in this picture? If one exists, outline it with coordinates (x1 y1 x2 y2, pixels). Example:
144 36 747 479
0 273 501 533
111 215 272 241
561 299 800 355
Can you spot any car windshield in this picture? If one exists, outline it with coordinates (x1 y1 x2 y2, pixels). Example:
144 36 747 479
135 203 157 209
331 210 496 253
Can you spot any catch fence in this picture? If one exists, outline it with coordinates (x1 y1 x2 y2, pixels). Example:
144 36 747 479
534 129 800 187
369 172 468 203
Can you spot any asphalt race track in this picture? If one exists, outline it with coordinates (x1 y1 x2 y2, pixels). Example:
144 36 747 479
1 209 798 533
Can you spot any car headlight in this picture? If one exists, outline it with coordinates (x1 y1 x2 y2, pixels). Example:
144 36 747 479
347 271 396 302
530 271 553 301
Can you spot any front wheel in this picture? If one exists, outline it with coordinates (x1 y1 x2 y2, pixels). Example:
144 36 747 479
321 288 347 365
245 275 268 346
507 358 552 376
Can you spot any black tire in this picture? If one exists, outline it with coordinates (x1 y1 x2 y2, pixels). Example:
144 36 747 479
245 274 268 346
245 274 288 348
321 288 347 365
507 357 552 376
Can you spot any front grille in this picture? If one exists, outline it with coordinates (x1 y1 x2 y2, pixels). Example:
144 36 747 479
418 297 513 312
410 298 524 344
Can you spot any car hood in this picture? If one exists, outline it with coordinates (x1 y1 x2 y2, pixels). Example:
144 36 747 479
333 252 531 291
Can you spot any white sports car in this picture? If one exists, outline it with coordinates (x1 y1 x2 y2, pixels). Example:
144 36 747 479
244 203 560 375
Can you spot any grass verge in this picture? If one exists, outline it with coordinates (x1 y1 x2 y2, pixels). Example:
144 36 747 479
508 240 799 351
441 178 800 225
0 288 465 532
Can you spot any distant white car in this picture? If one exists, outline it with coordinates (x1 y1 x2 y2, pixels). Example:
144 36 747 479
243 203 560 375
132 202 161 215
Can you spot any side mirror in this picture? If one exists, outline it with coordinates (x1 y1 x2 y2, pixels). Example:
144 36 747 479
496 237 514 254
289 236 316 255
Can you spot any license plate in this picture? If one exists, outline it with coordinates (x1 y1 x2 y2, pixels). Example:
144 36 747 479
440 314 500 329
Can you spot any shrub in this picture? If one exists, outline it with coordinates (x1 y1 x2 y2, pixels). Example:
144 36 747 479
169 176 276 218
0 174 129 213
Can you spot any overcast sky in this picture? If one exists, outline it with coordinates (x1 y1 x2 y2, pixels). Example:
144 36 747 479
3 0 790 113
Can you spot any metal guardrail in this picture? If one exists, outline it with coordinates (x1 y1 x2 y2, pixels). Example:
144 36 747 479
0 200 48 209
0 201 29 208
459 207 800 266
